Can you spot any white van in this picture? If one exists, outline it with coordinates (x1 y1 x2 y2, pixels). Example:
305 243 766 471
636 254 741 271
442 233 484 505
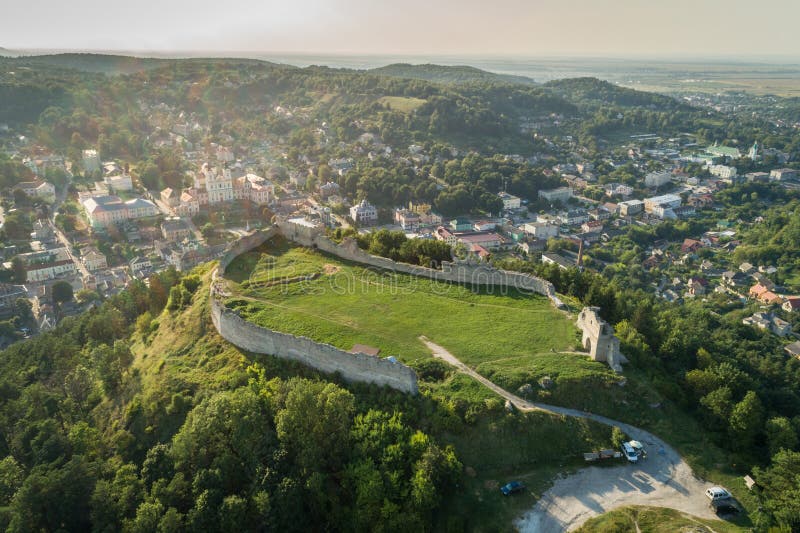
621 442 638 463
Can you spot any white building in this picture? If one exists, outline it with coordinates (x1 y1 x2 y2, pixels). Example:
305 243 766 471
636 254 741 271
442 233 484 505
103 173 134 192
644 194 681 213
350 199 378 225
15 180 56 201
196 163 234 204
709 165 738 181
618 199 644 216
523 222 559 239
498 192 521 210
81 195 159 229
644 171 672 188
538 187 573 203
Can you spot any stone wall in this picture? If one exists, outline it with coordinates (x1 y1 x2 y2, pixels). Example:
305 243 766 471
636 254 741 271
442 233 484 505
276 219 558 303
208 223 560 395
210 296 419 394
218 226 280 274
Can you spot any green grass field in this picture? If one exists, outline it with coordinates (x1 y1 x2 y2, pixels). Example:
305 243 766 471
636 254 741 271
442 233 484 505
223 242 581 371
377 95 427 113
576 505 745 533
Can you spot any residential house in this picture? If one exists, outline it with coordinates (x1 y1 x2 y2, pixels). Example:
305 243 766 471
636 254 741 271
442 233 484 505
581 220 603 234
681 239 703 254
770 168 797 181
81 248 107 272
782 297 800 313
319 181 341 199
161 218 192 242
394 209 421 232
161 187 180 207
14 180 56 201
784 341 800 359
0 283 27 318
644 171 672 188
129 256 152 278
688 277 708 296
449 218 473 232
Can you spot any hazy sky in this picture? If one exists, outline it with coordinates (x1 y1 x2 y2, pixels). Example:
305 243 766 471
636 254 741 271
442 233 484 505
2 0 800 58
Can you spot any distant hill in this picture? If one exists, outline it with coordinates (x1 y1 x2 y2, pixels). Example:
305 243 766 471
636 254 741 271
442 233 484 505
17 53 168 74
370 63 537 85
544 77 687 110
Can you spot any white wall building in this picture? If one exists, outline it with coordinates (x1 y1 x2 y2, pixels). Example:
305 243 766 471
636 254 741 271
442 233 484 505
498 192 521 210
350 199 378 225
644 171 672 188
538 187 573 203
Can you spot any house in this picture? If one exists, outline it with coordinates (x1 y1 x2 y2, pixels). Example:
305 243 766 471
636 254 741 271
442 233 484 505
722 270 747 287
0 283 27 318
81 248 107 271
434 226 458 246
681 239 703 254
498 192 521 210
770 168 797 182
14 180 56 201
744 313 792 336
394 209 421 232
688 277 708 296
581 220 603 234
349 199 378 225
538 187 573 203
782 297 800 313
161 218 192 242
319 181 341 199
82 149 101 173
557 209 589 225
739 262 755 274
473 220 498 232
161 187 180 207
129 256 152 277
449 218 473 232
784 341 800 359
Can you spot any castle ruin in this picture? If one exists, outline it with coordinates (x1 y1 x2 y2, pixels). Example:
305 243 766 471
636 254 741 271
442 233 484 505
576 307 627 372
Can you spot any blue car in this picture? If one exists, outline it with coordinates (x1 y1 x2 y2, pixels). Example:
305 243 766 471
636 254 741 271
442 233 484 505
500 481 526 496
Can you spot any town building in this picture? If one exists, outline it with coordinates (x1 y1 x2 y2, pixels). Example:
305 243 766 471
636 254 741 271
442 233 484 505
770 168 798 181
644 171 672 188
708 165 739 183
14 180 56 201
103 173 134 192
319 181 341 199
161 218 193 242
523 221 559 240
538 187 573 203
81 248 108 271
394 209 421 232
80 195 159 229
161 187 180 207
349 199 378 225
618 199 644 216
541 252 575 270
498 192 521 210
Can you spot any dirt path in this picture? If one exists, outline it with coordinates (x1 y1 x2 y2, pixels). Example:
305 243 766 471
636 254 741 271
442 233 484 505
419 337 718 532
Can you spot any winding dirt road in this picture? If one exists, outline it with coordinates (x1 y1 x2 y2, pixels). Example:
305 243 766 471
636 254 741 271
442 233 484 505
419 337 717 532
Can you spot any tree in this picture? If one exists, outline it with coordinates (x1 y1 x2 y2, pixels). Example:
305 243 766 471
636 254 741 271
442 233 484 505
10 257 26 284
729 391 764 449
765 417 798 456
52 281 74 306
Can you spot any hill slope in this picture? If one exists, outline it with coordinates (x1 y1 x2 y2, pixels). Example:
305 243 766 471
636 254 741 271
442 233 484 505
370 63 537 85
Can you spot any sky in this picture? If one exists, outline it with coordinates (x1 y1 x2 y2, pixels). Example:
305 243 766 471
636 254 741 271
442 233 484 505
2 0 800 59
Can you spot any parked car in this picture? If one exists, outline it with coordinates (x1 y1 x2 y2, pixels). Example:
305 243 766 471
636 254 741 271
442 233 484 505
705 486 732 501
621 442 638 463
500 481 526 496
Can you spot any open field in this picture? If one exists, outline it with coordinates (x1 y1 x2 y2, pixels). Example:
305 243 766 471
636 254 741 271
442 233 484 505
377 95 427 113
223 241 582 370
